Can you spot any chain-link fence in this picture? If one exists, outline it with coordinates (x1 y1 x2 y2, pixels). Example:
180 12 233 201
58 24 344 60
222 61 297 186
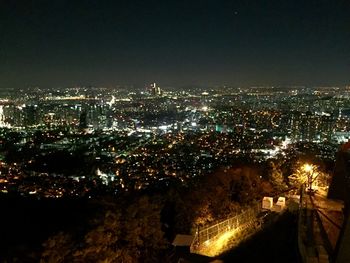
190 202 261 253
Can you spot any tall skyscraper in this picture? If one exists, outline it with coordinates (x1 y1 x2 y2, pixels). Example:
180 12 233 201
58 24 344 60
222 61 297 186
149 83 162 96
79 110 88 130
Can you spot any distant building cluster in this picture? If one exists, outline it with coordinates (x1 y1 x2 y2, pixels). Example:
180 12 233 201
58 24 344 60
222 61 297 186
0 85 349 143
0 84 349 198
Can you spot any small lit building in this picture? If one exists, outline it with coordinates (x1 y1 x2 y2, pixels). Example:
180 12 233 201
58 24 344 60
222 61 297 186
274 197 286 212
262 197 274 210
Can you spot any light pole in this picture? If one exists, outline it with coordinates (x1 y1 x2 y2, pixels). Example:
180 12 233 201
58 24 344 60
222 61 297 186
302 163 319 192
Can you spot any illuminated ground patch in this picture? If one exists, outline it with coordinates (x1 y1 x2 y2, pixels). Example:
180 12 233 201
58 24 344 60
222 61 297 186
194 222 258 257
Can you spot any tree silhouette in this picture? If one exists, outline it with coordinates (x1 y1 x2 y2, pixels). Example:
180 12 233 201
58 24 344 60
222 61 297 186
41 232 74 263
41 196 168 263
288 162 325 191
268 161 287 192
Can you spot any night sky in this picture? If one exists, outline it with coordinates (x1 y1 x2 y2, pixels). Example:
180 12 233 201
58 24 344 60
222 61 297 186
1 0 350 89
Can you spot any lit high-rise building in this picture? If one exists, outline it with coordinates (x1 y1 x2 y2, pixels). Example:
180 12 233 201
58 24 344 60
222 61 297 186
149 83 162 96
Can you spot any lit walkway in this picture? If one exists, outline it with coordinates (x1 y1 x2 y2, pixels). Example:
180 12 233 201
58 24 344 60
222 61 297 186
190 204 261 257
194 221 259 257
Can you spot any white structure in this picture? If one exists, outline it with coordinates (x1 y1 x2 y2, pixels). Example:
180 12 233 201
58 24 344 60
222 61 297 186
0 105 6 127
262 197 274 210
275 197 286 212
172 234 194 247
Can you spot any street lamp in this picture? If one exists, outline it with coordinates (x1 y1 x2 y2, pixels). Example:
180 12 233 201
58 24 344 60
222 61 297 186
289 162 324 194
302 163 318 192
303 164 313 173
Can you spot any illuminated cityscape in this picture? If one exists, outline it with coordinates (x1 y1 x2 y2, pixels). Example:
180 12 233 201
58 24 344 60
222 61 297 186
0 85 349 262
1 0 350 262
0 85 348 197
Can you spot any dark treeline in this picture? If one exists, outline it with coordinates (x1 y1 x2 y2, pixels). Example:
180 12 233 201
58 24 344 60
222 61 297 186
0 160 288 262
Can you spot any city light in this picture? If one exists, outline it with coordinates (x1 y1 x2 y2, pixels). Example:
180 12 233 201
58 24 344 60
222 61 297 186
289 163 326 192
0 0 347 261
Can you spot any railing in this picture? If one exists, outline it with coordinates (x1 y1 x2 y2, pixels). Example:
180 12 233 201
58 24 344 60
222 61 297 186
297 186 309 262
297 186 332 263
190 202 261 254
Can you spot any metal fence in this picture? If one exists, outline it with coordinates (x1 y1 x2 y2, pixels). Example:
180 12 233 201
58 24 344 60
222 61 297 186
190 202 261 253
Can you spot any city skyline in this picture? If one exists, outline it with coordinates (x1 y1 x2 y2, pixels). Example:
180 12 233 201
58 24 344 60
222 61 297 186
1 0 350 89
0 84 345 262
